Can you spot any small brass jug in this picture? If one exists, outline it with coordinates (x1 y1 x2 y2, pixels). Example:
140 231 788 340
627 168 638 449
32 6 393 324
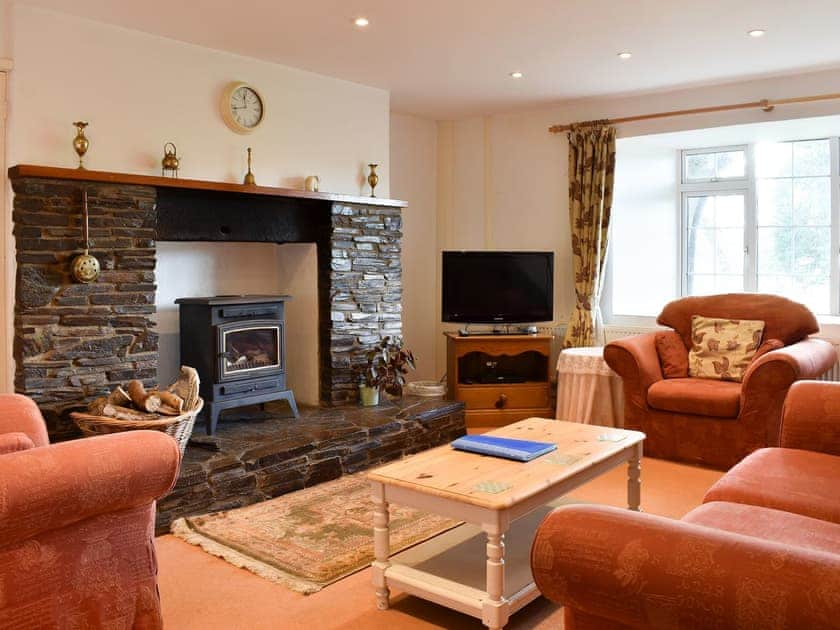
162 142 180 177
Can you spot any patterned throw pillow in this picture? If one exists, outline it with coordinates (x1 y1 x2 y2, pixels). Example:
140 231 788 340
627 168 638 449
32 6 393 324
688 315 765 382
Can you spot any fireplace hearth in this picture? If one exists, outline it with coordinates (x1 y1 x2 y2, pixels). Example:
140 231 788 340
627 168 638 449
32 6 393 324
176 295 298 435
10 165 406 440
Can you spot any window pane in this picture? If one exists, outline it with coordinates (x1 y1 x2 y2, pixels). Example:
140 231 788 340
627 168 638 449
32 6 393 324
793 177 831 225
716 229 743 274
684 193 745 297
716 194 745 227
757 179 792 226
793 139 830 176
793 227 830 277
758 275 830 314
685 153 715 180
714 275 743 293
716 151 746 178
687 196 714 228
756 142 792 178
686 228 715 273
687 274 715 296
757 227 793 274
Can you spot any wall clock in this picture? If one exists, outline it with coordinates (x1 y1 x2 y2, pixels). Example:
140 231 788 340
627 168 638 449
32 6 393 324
220 82 265 133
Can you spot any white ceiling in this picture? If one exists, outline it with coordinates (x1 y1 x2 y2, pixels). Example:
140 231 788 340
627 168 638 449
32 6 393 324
19 0 840 119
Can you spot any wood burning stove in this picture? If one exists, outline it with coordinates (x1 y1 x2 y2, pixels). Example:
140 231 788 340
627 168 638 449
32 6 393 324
175 295 298 435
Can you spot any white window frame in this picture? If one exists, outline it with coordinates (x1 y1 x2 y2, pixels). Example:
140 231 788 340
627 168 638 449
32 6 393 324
604 138 840 323
680 144 752 297
677 139 840 316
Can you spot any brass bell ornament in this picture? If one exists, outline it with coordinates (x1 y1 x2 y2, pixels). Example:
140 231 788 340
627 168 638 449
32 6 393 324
161 142 180 177
71 189 101 284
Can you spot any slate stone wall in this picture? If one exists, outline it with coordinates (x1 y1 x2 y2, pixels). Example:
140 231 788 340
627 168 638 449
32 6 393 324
325 203 403 404
11 177 405 438
13 178 158 440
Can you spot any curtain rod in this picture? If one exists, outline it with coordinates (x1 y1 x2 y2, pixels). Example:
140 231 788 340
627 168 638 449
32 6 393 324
548 91 840 134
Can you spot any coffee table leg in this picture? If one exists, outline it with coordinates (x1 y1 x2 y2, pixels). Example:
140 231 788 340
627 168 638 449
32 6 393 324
627 442 642 511
371 482 390 610
482 526 508 629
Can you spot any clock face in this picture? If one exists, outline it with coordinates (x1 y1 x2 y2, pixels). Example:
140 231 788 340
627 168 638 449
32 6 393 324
231 86 263 128
221 83 264 133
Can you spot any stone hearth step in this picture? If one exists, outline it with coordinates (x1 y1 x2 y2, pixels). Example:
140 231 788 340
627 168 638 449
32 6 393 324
155 396 466 534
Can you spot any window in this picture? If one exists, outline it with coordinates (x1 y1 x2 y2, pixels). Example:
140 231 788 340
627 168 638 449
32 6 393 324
678 139 838 315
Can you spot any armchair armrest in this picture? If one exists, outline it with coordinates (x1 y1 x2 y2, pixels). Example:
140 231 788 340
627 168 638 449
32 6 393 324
780 380 840 455
0 430 180 546
531 504 840 629
739 338 836 445
0 394 49 447
603 333 663 408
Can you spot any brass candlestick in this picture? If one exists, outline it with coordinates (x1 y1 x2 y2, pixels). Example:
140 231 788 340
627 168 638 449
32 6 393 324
367 163 379 197
73 121 90 169
243 147 256 185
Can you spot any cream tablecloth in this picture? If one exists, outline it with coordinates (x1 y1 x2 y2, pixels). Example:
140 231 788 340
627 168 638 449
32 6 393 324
555 346 624 427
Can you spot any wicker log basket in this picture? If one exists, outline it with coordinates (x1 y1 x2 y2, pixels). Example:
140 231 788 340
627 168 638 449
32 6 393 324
71 398 203 455
70 366 202 455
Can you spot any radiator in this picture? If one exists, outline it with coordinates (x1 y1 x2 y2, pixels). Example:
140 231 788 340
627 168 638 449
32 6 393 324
816 338 840 382
603 325 662 343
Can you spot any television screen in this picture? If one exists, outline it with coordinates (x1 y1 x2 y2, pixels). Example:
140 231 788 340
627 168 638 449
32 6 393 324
442 251 554 324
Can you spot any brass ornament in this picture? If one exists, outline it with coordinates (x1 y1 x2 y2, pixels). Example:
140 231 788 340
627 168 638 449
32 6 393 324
71 189 101 283
367 163 379 197
161 142 180 177
243 147 256 185
73 121 90 169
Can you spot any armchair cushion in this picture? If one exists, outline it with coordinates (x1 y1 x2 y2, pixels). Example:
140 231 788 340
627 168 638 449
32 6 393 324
647 377 740 418
658 293 819 349
0 432 35 455
654 330 688 378
687 315 765 382
703 447 840 524
684 501 840 555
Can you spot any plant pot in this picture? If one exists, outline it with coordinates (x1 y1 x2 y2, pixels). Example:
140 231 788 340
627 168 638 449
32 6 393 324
359 385 380 407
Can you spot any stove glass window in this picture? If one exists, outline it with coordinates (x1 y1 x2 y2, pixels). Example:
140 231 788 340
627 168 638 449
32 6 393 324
223 326 280 375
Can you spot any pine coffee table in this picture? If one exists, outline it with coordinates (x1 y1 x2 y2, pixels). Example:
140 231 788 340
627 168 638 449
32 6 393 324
367 418 645 629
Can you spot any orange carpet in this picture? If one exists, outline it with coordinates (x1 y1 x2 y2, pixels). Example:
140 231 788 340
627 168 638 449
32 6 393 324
156 457 722 629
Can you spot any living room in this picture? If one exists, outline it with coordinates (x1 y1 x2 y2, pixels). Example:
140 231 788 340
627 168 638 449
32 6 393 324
1 2 839 629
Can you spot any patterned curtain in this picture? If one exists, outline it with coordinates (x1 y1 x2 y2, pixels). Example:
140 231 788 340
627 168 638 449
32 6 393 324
562 122 616 348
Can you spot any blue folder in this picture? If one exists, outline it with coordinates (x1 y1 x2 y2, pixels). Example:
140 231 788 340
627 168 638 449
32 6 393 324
450 435 557 462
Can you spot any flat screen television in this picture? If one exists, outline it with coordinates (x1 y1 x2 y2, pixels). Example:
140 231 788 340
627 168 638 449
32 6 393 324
442 251 554 324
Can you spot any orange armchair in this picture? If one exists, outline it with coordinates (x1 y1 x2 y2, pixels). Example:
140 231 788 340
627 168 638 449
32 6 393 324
0 394 180 629
531 381 840 630
605 294 836 469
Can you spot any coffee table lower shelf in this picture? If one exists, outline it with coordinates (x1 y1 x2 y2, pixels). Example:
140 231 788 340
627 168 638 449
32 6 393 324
384 503 559 621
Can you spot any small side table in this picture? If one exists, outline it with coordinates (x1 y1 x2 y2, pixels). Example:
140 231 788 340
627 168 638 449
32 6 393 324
556 346 624 427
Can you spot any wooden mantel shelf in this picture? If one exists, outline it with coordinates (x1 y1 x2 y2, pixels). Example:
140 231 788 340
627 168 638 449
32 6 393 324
8 164 408 208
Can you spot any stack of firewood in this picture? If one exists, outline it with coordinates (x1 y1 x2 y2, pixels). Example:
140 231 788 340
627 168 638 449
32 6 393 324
85 367 200 421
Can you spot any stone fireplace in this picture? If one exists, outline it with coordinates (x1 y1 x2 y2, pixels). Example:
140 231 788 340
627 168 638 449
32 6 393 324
10 165 406 440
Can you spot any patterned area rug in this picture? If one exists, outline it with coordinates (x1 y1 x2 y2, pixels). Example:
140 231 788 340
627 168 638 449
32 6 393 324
171 474 461 594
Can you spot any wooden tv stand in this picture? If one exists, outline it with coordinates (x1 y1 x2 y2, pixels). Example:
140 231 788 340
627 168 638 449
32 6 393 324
445 332 553 428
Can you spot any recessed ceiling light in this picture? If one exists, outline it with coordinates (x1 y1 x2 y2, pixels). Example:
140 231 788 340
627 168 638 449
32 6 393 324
617 52 632 60
510 71 524 79
748 29 766 37
354 17 370 27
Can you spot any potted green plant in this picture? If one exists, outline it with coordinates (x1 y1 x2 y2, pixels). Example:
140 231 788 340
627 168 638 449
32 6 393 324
356 336 416 406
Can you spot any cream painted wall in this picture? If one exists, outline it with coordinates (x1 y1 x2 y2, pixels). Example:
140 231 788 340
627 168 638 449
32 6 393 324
389 113 437 380
433 66 840 376
4 5 391 396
